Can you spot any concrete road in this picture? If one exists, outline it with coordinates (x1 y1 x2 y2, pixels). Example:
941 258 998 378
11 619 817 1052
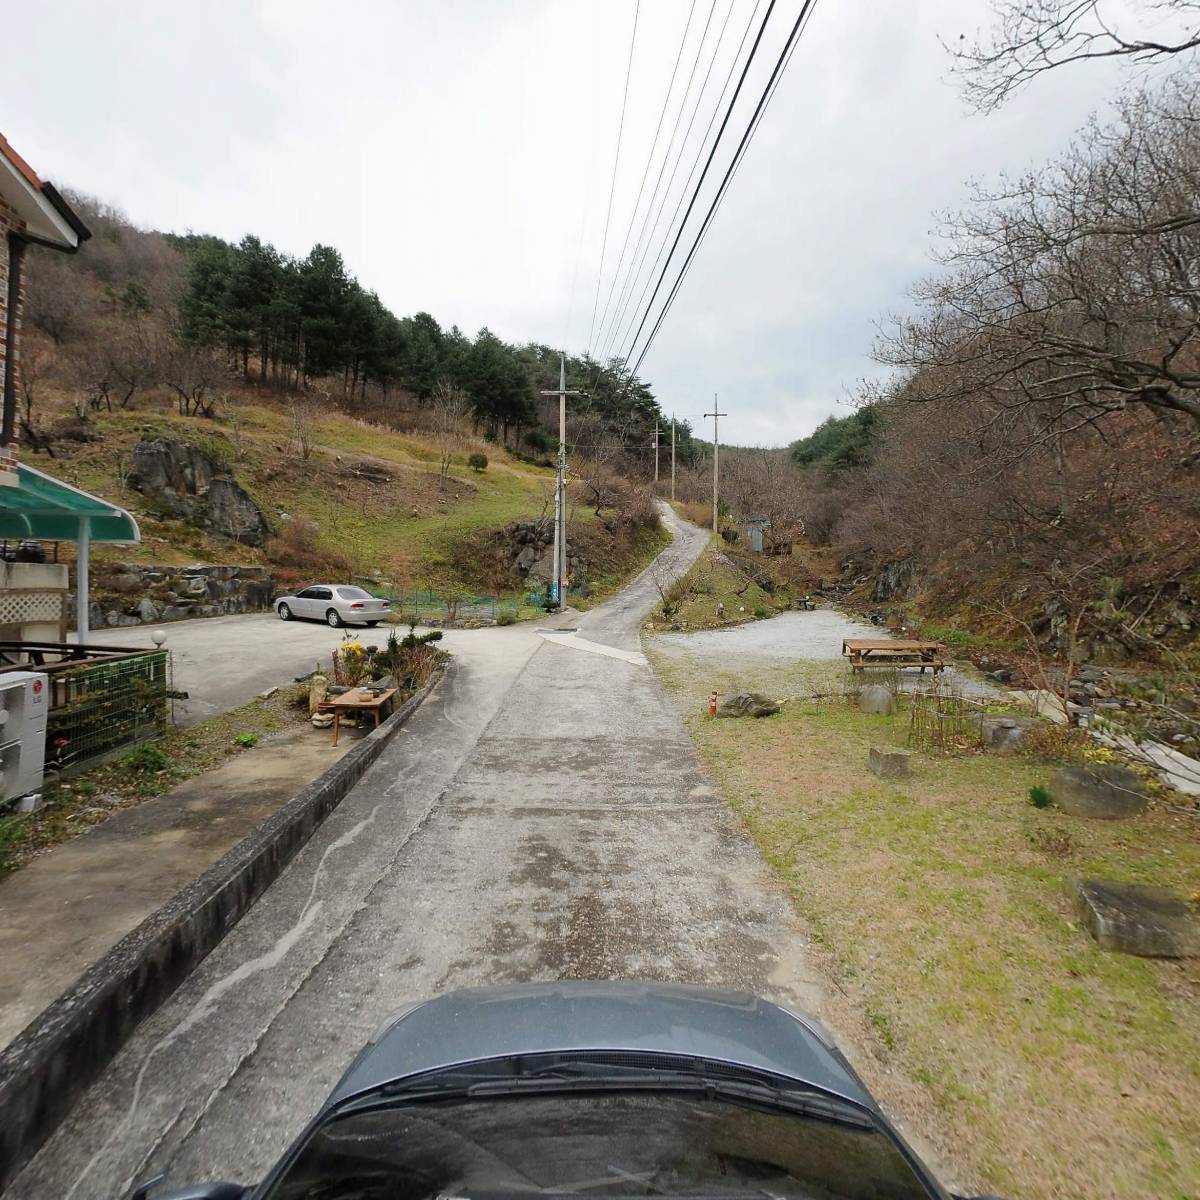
13 505 829 1198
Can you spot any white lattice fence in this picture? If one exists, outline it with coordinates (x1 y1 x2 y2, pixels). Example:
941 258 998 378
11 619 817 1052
0 589 65 626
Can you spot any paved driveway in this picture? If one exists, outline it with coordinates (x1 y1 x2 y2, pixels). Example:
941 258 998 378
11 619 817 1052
14 507 829 1198
83 609 512 726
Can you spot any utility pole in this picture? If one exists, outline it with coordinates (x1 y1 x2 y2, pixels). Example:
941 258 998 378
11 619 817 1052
670 413 676 502
539 355 583 606
651 422 660 484
704 395 727 534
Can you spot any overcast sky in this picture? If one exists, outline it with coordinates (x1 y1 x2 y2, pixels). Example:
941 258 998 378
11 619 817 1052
2 0 1141 445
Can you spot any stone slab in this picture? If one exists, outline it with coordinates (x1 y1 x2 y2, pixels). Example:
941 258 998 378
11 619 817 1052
1075 879 1199 958
869 745 912 780
715 692 781 718
1050 764 1146 819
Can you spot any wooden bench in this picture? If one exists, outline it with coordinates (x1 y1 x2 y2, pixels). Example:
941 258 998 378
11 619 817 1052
842 639 945 675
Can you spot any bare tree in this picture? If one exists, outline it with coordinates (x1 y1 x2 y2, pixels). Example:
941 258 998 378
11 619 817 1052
218 392 249 461
18 343 55 455
160 334 224 418
953 0 1200 111
878 82 1200 452
431 377 470 489
288 397 320 460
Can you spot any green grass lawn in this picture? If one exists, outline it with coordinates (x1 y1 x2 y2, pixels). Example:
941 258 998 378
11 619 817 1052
650 650 1200 1200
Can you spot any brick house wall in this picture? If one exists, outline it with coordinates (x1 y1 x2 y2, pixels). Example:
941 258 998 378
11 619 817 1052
0 194 28 448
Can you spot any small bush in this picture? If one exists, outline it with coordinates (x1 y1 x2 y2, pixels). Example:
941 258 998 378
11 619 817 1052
233 732 259 748
753 606 769 619
1028 784 1052 809
496 607 518 626
125 743 169 774
1027 825 1073 857
525 429 554 453
468 452 488 472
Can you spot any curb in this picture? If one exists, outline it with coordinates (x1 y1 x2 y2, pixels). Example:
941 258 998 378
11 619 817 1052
0 667 445 1193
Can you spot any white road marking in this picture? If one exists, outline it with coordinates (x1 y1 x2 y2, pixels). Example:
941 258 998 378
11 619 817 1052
536 630 647 667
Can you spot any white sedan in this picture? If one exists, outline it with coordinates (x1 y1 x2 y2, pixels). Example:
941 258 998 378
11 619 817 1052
275 584 391 627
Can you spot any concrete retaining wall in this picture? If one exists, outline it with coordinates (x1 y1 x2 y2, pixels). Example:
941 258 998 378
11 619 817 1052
0 670 443 1192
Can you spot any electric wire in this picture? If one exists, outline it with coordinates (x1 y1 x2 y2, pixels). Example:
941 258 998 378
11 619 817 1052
612 0 770 371
629 0 821 375
597 0 724 360
618 0 779 366
593 0 701 357
631 0 819 375
586 0 643 358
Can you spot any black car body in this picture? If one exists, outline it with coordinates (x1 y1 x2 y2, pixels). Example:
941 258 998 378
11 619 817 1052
146 981 972 1200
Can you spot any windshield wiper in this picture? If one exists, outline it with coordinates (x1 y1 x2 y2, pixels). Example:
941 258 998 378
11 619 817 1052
350 1060 873 1131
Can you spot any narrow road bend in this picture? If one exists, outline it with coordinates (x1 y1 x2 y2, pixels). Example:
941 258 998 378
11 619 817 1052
13 505 828 1198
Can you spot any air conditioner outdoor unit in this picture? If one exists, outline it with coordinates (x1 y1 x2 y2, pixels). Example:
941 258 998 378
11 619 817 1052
0 671 48 805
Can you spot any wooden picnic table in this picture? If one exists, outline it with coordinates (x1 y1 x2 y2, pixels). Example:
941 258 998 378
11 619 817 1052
842 638 945 674
328 686 398 745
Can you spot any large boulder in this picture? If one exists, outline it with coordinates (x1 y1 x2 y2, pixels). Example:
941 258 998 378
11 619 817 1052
128 439 217 515
1049 764 1146 819
1075 880 1198 957
858 685 896 716
202 477 268 545
127 438 268 546
981 714 1040 753
715 693 780 718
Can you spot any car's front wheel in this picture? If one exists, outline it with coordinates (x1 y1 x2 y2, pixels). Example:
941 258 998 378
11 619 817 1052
326 608 343 628
278 603 292 621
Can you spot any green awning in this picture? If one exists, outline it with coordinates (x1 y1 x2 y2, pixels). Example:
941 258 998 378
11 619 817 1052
0 463 140 543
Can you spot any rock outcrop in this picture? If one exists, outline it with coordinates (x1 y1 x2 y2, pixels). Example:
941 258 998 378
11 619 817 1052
500 520 587 592
128 439 269 546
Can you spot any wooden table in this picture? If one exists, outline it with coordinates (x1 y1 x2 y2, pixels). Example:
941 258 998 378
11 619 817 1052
329 687 398 745
842 639 945 674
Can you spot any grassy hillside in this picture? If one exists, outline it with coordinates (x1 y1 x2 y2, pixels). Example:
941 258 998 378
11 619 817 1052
33 386 664 603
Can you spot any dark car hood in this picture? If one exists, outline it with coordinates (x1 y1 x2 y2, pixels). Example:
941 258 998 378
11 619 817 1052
328 980 872 1110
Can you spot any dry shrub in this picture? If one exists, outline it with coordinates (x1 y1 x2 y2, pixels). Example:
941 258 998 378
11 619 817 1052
267 517 351 580
1026 825 1074 858
1021 721 1091 764
676 499 710 528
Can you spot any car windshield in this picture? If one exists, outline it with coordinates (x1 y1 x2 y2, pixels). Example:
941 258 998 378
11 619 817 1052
337 587 373 599
264 1093 933 1199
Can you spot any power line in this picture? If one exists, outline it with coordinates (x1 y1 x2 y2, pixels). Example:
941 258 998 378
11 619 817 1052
593 0 700 356
629 0 822 375
598 0 744 363
586 0 642 358
617 0 777 369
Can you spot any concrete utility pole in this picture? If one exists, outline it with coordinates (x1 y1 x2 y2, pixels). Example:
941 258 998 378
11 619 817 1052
539 355 583 606
651 422 660 484
704 395 727 534
670 413 676 502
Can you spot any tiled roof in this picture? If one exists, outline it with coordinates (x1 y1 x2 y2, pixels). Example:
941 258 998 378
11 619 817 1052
0 132 44 192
